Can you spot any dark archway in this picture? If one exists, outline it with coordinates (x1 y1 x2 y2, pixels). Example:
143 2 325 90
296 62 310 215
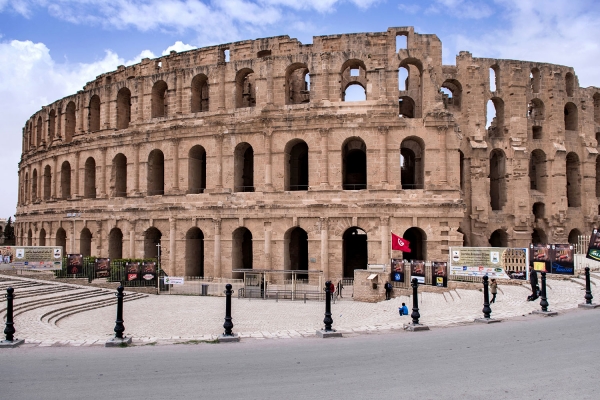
401 137 424 189
191 74 209 112
232 227 253 279
185 227 204 277
285 63 310 105
56 228 67 251
144 227 162 259
531 229 547 245
235 69 256 108
31 169 38 202
84 157 96 199
89 95 100 132
151 80 168 118
568 229 581 245
342 138 367 190
490 149 506 211
112 153 127 197
285 227 308 280
27 229 32 246
39 228 46 246
61 161 71 200
489 229 508 247
343 227 367 278
147 150 165 196
116 87 131 129
80 228 92 257
109 228 123 260
285 140 309 191
43 165 51 200
65 101 76 143
188 145 206 194
529 149 547 193
403 227 426 261
234 143 254 192
566 152 581 207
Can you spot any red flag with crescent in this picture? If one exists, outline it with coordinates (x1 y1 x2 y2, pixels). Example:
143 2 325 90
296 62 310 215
391 232 411 252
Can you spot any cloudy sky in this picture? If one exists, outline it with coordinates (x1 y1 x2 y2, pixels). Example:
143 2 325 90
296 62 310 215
1 0 599 220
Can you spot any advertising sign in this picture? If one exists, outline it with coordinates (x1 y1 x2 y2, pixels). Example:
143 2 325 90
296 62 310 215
449 247 515 279
586 228 600 262
141 261 157 281
126 261 140 281
67 254 83 274
550 244 574 275
0 246 63 271
432 262 447 287
410 260 425 284
530 244 550 272
390 258 404 282
94 258 111 279
164 276 184 285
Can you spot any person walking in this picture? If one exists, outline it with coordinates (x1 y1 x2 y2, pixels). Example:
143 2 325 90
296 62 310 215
336 280 344 298
399 303 409 316
329 281 335 301
490 278 498 303
384 281 393 300
529 267 538 301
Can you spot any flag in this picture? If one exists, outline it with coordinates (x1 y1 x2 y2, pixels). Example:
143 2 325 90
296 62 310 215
391 232 411 252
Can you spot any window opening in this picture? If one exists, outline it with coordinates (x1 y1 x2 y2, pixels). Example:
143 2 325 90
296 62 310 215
396 34 407 52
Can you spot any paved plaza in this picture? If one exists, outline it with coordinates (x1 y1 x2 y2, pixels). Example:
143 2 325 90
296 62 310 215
1 273 597 347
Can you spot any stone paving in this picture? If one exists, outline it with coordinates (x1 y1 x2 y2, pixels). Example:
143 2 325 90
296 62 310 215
1 274 598 347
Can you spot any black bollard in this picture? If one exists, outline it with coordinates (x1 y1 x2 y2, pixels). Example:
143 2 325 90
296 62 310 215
323 280 334 331
411 278 421 325
4 288 15 341
482 276 492 319
584 267 593 305
540 272 549 312
114 286 125 339
223 283 234 336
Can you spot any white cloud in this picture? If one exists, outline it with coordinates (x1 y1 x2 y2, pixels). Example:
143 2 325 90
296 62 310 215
398 3 420 14
426 0 494 19
162 41 196 56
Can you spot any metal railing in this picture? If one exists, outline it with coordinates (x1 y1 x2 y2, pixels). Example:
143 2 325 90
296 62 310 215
234 186 255 192
343 184 367 190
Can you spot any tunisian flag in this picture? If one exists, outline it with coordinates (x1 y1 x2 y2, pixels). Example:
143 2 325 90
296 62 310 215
391 232 411 252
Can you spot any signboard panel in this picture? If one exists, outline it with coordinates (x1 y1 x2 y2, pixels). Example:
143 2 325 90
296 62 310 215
410 260 425 284
586 228 600 262
432 262 447 287
164 276 184 285
549 244 574 275
94 258 111 279
449 247 519 279
67 254 83 274
390 259 404 282
0 246 63 270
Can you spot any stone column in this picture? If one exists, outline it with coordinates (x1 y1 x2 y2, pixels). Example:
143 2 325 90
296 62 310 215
320 53 330 101
266 58 274 105
218 63 226 110
100 147 107 198
320 129 330 187
320 217 329 279
171 138 180 193
133 143 140 194
264 129 273 190
176 70 183 114
136 77 145 122
52 156 58 199
264 221 272 271
213 219 222 277
169 218 176 275
379 127 389 184
73 152 80 199
438 126 448 185
104 84 112 129
380 216 390 265
128 220 136 259
95 220 103 256
214 133 223 190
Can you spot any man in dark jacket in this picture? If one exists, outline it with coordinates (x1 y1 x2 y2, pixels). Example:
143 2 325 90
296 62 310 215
529 267 538 301
384 281 393 300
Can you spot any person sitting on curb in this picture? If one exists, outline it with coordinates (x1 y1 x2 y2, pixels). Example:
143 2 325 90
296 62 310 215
399 303 409 316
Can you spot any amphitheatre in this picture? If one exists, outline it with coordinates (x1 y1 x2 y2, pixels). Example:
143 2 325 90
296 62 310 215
15 26 600 283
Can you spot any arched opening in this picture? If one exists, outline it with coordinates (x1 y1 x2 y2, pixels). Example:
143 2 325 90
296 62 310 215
65 101 76 143
39 228 46 246
528 98 545 120
36 116 42 147
56 227 67 251
285 64 310 105
398 67 409 91
234 143 254 192
147 150 165 196
343 83 366 102
459 150 465 191
31 169 38 202
151 80 168 118
441 79 462 111
403 227 426 261
566 152 581 207
285 140 309 191
398 96 415 118
564 102 578 131
457 227 468 247
48 109 56 141
568 229 581 245
61 161 71 200
24 172 29 203
533 202 545 222
116 87 131 129
341 60 367 101
342 138 367 190
188 145 206 194
89 95 100 132
84 157 96 199
532 229 547 245
594 93 600 124
401 137 424 189
597 156 600 197
185 227 204 277
489 149 506 211
489 229 507 247
565 72 575 97
486 98 504 138
235 69 256 108
530 68 541 93
529 149 547 193
343 227 367 278
191 74 209 113
285 227 308 280
27 229 32 246
112 153 127 197
80 228 92 257
43 165 51 200
144 227 162 259
396 34 407 52
109 228 123 260
232 227 252 279
490 65 499 92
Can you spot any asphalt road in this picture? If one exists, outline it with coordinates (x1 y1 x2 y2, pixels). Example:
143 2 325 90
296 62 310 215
1 309 598 400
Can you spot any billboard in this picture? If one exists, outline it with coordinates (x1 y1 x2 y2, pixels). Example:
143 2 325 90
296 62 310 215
410 260 425 284
449 247 517 279
586 228 600 262
432 262 448 287
0 246 63 270
549 244 574 275
67 254 83 274
94 258 111 279
390 258 404 282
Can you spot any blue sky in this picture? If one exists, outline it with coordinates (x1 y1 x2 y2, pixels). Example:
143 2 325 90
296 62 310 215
1 0 599 219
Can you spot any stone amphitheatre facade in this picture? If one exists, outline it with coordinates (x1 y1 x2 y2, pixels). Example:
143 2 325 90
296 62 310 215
15 26 600 280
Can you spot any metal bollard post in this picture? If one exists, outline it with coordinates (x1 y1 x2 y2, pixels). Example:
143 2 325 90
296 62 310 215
411 278 421 325
114 286 125 339
323 280 333 332
4 288 15 341
482 275 492 319
540 272 549 312
223 284 234 336
584 267 593 305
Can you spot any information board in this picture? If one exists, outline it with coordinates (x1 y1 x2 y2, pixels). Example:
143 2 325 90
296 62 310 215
449 247 522 279
0 246 62 270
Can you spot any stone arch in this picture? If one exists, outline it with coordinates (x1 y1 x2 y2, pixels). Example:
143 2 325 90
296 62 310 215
529 149 547 193
441 79 462 111
188 145 206 194
568 229 581 245
530 68 541 93
566 152 581 207
341 59 367 101
39 228 46 246
398 96 415 118
112 153 127 197
232 227 252 279
565 72 575 97
80 228 92 257
489 229 507 247
109 228 123 260
185 227 204 277
564 102 578 131
235 68 256 108
234 142 254 192
144 227 162 259
61 161 71 200
596 155 600 198
191 74 209 112
487 97 504 138
31 168 38 202
56 227 67 250
284 227 308 280
490 64 500 92
528 98 545 139
532 228 547 245
401 136 424 189
342 137 367 190
285 63 310 105
284 139 309 191
116 87 131 129
89 95 101 132
151 80 168 118
65 101 76 143
147 149 165 196
399 58 423 117
489 149 507 211
48 109 56 140
403 227 427 261
342 227 367 278
43 165 51 200
36 116 42 147
84 157 96 199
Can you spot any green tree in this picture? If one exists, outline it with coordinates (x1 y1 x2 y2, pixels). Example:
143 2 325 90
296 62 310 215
4 216 15 244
